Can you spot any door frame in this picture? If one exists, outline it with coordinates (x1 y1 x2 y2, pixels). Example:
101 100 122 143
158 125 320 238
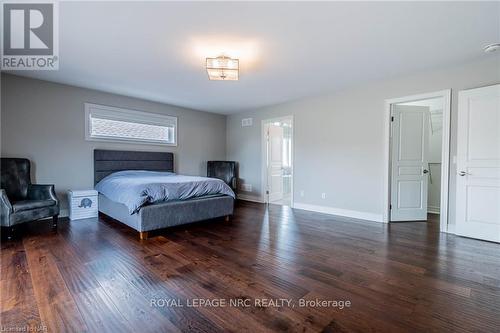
382 89 451 232
261 115 294 207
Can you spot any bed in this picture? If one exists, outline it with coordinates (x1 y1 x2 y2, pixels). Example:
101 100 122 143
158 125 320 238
94 149 235 239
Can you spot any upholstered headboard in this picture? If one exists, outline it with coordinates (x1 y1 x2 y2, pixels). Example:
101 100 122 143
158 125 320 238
94 149 174 185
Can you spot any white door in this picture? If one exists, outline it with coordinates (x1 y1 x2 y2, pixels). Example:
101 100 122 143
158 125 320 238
267 124 284 202
391 105 430 221
456 84 500 243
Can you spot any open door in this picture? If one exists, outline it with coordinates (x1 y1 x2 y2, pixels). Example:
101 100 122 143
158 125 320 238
456 84 500 242
390 105 430 221
267 124 284 202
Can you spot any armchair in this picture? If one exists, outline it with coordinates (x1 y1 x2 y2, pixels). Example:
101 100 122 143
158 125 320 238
1 158 59 239
207 161 237 192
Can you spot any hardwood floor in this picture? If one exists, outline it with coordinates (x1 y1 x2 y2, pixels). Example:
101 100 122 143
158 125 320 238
1 201 499 332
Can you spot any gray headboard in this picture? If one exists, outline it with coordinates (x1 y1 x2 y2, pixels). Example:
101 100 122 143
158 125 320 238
94 149 174 185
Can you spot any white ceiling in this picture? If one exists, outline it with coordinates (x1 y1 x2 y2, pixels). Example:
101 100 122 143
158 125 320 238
9 1 500 114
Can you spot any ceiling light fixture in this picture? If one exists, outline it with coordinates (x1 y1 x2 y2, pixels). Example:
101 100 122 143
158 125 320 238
206 55 239 81
484 43 500 53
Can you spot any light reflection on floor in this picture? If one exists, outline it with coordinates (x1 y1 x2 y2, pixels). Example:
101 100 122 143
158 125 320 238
257 204 304 267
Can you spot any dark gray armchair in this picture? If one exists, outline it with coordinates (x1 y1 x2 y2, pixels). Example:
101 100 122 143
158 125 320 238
207 161 237 192
1 158 59 239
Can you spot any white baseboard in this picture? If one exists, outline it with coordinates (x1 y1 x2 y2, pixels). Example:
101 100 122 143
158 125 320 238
428 206 440 214
446 224 456 234
59 208 69 218
237 194 264 203
293 202 384 223
39 208 69 220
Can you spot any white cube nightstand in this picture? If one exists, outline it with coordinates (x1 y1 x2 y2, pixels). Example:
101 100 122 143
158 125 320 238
68 190 98 220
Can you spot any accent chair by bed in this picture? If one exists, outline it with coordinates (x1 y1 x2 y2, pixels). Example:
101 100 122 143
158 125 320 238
1 158 60 239
207 161 237 192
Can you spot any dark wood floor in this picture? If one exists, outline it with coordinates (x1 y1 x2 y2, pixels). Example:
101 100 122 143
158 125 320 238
1 201 499 332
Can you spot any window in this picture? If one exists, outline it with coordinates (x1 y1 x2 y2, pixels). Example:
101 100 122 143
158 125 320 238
85 103 177 146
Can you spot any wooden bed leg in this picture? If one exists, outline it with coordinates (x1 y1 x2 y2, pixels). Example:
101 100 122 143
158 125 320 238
224 215 230 222
139 231 149 240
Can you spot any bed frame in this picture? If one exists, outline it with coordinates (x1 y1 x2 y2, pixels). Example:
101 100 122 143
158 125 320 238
94 149 234 239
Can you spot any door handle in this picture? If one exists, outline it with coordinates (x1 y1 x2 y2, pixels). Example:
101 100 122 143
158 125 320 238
423 169 429 174
458 171 468 176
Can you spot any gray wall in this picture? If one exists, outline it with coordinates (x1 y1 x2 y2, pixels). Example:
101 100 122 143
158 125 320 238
226 55 500 226
2 55 499 226
1 74 226 215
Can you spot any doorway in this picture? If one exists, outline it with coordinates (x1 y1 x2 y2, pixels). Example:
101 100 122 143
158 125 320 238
383 90 451 232
262 116 293 207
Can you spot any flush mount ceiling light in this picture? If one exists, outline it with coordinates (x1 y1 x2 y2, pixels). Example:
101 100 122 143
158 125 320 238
484 43 500 53
206 55 239 81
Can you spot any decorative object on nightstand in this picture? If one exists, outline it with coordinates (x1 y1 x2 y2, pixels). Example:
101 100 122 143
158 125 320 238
68 190 98 220
0 158 60 240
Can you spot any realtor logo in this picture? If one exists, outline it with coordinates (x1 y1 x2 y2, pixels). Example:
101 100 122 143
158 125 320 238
1 1 59 70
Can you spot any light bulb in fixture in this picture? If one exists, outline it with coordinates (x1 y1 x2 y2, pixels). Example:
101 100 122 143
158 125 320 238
206 55 239 81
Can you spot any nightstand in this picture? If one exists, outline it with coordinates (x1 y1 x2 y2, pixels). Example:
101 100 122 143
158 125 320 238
68 189 98 220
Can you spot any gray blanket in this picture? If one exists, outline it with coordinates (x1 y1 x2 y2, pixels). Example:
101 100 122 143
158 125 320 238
95 170 235 214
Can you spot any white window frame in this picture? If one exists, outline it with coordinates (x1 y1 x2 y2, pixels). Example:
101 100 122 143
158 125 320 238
84 103 178 146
